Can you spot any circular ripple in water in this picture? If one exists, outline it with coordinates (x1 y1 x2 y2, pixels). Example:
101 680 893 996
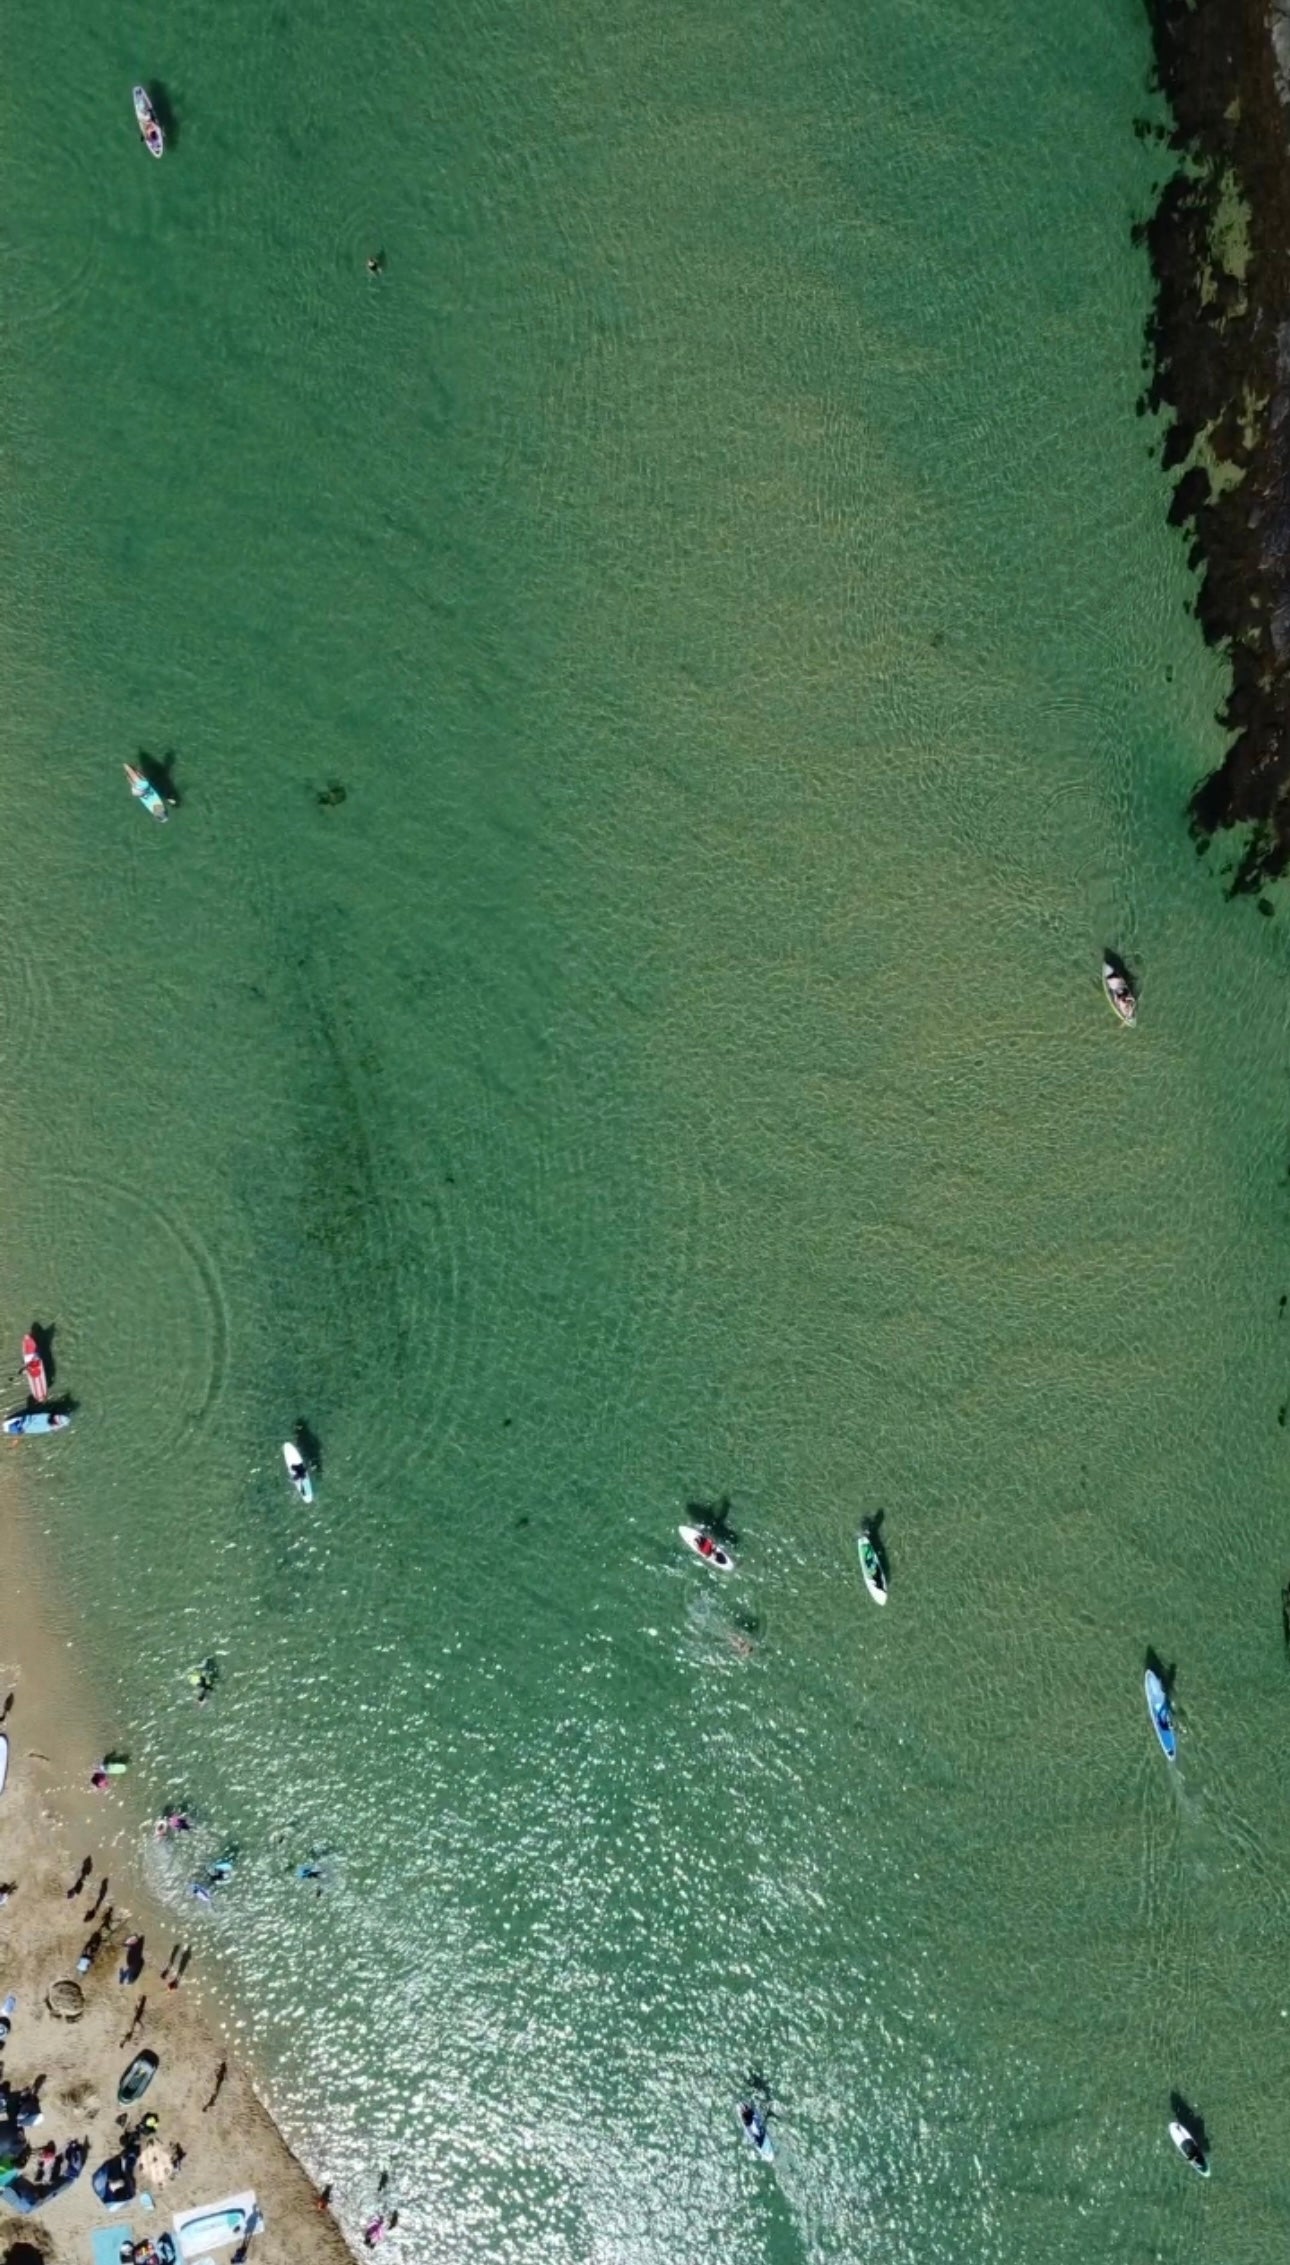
0 913 58 1087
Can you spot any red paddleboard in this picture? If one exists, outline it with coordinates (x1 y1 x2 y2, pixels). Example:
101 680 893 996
21 1336 47 1403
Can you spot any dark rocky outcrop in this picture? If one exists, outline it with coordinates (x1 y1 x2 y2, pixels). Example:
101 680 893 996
1139 0 1290 886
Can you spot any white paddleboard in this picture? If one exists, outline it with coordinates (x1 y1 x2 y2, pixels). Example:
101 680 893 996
1101 957 1137 1024
132 86 165 159
0 1734 11 1793
738 2104 774 2159
678 1524 734 1571
282 1442 314 1503
1169 2120 1209 2176
857 1528 888 1604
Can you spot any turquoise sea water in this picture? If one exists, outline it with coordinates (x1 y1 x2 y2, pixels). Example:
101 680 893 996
5 0 1290 2256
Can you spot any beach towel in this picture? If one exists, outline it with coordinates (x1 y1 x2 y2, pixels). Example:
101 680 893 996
90 2222 132 2265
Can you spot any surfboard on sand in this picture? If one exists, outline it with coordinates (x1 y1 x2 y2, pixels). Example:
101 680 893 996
118 2049 159 2103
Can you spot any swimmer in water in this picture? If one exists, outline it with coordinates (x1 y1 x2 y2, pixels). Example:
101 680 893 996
191 1853 235 1903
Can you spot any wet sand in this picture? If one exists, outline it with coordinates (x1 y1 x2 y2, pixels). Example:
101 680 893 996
0 1546 356 2265
1138 0 1290 888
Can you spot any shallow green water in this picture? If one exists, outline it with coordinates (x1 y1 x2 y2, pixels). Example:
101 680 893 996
4 0 1290 2256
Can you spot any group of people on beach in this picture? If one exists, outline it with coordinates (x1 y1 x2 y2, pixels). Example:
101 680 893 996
78 1698 381 2235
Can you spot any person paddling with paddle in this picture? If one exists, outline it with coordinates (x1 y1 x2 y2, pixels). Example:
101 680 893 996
679 1522 736 1571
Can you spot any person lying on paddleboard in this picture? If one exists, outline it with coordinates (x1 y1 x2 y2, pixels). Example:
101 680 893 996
738 2101 774 2157
190 1854 236 1902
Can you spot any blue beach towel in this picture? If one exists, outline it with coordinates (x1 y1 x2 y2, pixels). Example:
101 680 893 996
90 2224 132 2265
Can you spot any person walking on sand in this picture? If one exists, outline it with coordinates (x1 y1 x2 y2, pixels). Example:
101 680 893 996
77 1928 105 1975
202 2059 227 2112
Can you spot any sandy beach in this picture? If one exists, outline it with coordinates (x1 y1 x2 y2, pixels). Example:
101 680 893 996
0 1519 357 2265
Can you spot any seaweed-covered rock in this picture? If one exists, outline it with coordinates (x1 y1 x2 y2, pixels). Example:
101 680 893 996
1139 0 1290 883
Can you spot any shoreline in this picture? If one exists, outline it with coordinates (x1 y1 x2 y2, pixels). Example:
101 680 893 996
0 1473 357 2265
1138 0 1290 889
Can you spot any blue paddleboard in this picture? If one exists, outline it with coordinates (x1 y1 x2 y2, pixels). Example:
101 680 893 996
1144 1668 1176 1761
